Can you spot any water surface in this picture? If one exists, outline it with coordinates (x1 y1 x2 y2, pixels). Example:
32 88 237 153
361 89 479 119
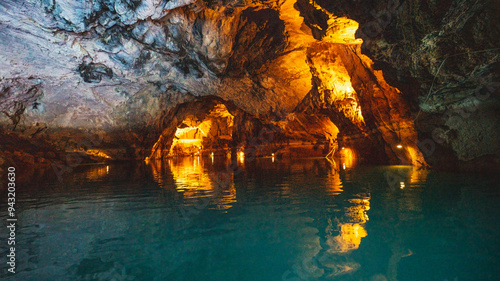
1 157 499 281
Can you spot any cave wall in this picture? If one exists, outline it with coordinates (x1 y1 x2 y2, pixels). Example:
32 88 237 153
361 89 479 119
305 0 500 170
1 0 495 171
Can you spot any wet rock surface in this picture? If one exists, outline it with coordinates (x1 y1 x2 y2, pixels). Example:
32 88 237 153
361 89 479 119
0 0 498 171
309 0 500 170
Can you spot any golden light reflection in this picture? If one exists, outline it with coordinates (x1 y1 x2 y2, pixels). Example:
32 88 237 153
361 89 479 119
385 165 428 191
238 151 244 164
409 166 429 185
82 165 109 181
333 223 368 252
328 197 370 252
149 159 164 184
346 198 371 224
161 157 236 211
170 157 211 191
340 147 356 169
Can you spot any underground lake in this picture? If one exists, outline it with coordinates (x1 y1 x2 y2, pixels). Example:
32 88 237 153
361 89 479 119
1 157 499 280
1 0 499 280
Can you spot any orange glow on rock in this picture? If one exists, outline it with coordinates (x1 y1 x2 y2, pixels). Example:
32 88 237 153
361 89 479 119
170 103 233 156
340 147 356 169
308 0 363 44
85 149 112 159
145 1 427 166
150 103 235 158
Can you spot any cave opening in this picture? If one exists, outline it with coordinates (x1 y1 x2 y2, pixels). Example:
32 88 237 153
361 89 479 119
149 96 349 164
170 103 234 157
147 96 244 161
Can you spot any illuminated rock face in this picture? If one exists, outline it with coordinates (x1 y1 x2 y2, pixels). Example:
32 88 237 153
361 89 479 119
312 0 500 171
0 0 496 170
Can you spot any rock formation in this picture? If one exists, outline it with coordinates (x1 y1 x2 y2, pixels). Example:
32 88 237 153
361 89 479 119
0 0 498 172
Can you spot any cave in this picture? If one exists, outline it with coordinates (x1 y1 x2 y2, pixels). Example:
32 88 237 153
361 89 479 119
0 0 499 280
158 100 235 157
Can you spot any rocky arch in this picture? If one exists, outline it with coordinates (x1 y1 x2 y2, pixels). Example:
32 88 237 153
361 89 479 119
148 96 261 159
148 95 342 160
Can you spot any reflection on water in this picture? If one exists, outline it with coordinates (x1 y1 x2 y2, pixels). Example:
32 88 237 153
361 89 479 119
333 198 371 252
150 157 238 212
82 164 110 181
340 147 356 170
1 158 499 281
334 223 368 252
169 157 215 192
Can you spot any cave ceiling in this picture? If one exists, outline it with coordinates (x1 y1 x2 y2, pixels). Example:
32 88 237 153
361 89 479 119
0 0 498 170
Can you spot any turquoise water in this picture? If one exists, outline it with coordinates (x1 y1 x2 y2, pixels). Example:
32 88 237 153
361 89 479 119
1 158 499 281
